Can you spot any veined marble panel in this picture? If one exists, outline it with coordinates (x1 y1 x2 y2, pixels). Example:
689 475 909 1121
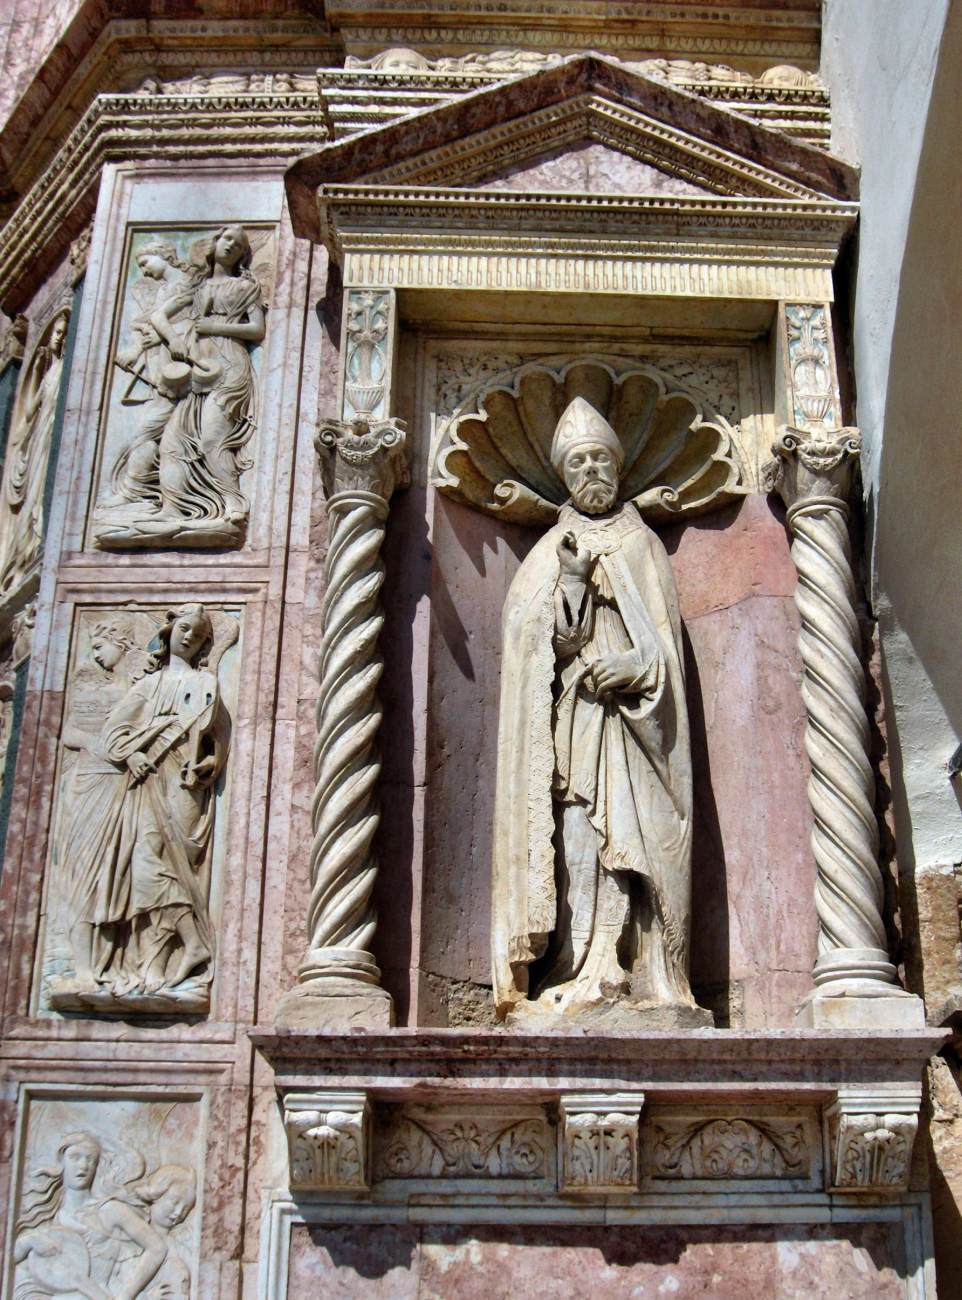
5 1087 204 1300
34 603 242 1018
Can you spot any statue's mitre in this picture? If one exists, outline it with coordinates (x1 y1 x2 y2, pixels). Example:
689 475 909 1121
550 396 624 472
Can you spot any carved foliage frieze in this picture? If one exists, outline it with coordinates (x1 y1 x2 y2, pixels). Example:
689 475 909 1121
8 1090 202 1300
649 1116 811 1181
342 289 395 420
90 224 276 551
38 604 241 1017
376 1106 548 1180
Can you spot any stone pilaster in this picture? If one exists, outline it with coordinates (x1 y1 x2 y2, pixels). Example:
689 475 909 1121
284 1091 371 1192
276 416 408 1029
558 1091 645 1194
824 1089 921 1193
765 426 923 1028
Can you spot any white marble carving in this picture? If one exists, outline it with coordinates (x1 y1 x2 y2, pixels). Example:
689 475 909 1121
433 356 745 526
44 604 238 1015
559 1092 645 1194
284 1092 370 1192
0 306 70 599
276 417 408 1028
784 303 840 433
343 290 393 420
765 428 921 1022
377 1106 548 1180
491 396 710 1027
650 1117 809 1179
9 1094 200 1299
825 1091 921 1192
93 225 274 550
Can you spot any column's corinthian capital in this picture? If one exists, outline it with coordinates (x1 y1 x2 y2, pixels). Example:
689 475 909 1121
316 416 410 502
763 425 861 517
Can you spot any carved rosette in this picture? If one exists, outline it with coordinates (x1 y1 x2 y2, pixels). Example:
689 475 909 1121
284 1091 371 1192
278 418 408 1027
765 427 909 1003
559 1092 644 1194
825 1093 920 1193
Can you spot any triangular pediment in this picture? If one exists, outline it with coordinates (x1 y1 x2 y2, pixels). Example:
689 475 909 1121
477 142 711 198
287 53 857 238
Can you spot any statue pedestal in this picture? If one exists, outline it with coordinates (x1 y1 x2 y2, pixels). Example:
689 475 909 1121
275 982 394 1031
506 998 714 1031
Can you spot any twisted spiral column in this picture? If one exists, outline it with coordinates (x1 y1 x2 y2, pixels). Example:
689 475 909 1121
277 417 407 1029
767 427 912 1004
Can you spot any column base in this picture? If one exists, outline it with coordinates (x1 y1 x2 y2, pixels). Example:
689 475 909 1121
276 948 394 1030
276 982 394 1030
796 948 925 1029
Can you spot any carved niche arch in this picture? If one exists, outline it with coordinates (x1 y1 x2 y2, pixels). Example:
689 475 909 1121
431 356 747 526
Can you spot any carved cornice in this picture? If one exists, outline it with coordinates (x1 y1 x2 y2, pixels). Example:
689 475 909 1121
0 91 326 312
327 1 822 67
361 95 827 199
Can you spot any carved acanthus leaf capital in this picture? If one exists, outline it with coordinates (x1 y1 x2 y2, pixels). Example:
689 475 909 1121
316 416 409 501
558 1092 645 1194
763 425 861 515
283 1091 371 1192
824 1091 920 1192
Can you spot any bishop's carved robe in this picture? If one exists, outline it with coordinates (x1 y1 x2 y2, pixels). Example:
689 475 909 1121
492 501 693 1016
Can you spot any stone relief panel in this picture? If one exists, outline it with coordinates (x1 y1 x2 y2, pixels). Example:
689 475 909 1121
375 1106 549 1181
645 1112 816 1184
7 1089 202 1300
36 603 241 1016
90 224 276 551
0 306 71 603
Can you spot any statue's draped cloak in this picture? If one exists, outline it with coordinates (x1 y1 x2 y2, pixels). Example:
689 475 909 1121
492 502 692 1015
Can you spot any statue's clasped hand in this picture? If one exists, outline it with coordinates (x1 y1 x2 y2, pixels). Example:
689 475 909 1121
591 651 645 696
557 530 595 580
180 754 217 790
126 752 155 783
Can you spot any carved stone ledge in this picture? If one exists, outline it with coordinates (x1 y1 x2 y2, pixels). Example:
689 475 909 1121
824 1090 921 1193
558 1092 645 1195
284 1091 371 1193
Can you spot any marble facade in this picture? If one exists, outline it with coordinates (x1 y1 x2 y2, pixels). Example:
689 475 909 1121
0 3 955 1297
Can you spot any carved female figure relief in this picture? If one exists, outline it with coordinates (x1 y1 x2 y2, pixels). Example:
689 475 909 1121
49 604 236 1014
0 307 70 596
94 225 268 549
13 1132 196 1299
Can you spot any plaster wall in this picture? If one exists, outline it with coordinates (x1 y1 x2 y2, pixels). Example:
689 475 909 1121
822 0 962 875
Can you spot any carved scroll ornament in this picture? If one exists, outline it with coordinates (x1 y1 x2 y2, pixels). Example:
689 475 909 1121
432 357 746 528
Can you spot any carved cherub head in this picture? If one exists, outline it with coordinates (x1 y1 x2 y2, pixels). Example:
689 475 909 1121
550 396 624 516
135 1163 197 1230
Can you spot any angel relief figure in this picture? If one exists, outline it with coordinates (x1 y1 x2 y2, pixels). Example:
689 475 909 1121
93 224 271 550
13 1130 196 1299
48 604 236 1015
0 307 70 596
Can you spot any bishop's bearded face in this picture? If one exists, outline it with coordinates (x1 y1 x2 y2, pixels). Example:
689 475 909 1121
563 443 620 515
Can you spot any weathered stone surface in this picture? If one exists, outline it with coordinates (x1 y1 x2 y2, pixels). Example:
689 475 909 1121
287 1222 910 1299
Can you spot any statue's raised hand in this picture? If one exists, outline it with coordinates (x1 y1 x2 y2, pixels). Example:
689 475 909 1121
556 530 594 580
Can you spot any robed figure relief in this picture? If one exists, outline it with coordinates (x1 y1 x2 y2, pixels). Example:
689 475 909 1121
93 225 271 550
0 307 70 597
491 398 710 1027
48 604 236 1014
